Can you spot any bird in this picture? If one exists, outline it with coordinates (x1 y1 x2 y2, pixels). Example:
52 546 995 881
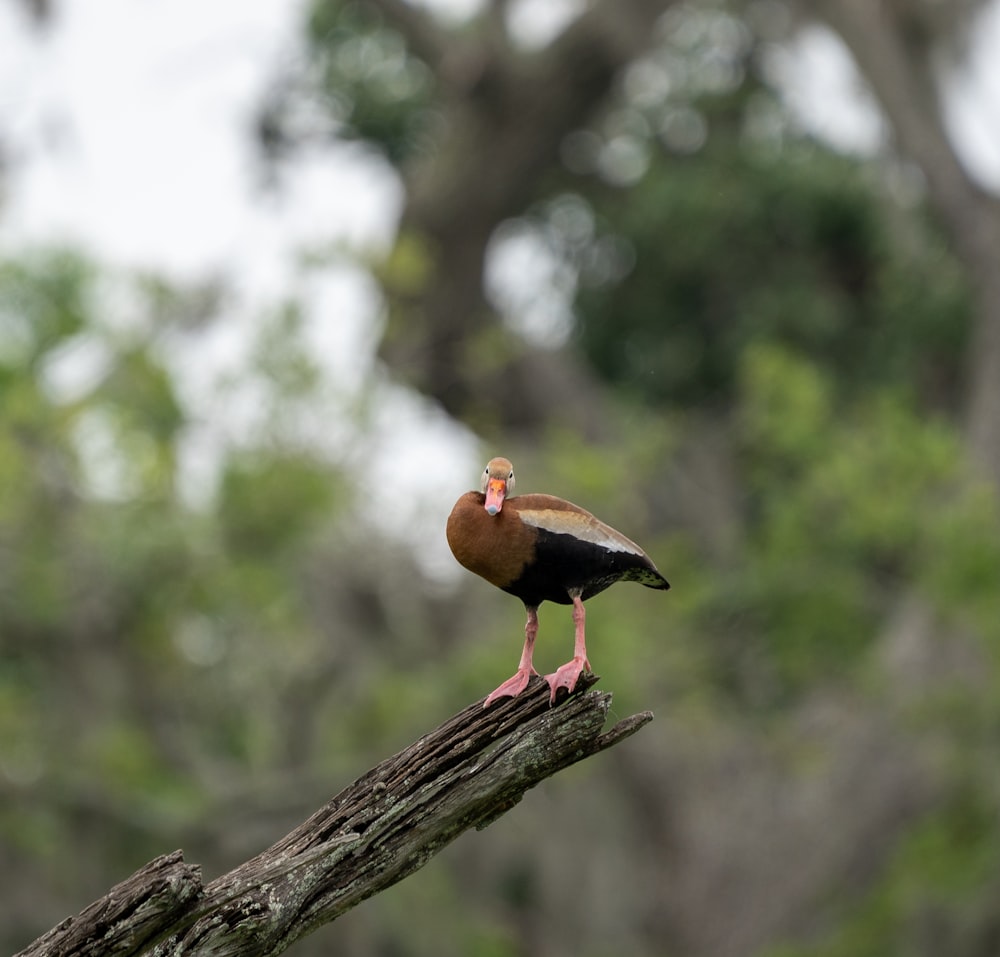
446 456 670 706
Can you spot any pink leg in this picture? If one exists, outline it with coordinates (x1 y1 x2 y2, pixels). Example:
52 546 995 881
544 593 592 703
484 606 541 707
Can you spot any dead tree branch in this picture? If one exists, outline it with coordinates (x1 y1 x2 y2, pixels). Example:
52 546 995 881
17 678 652 957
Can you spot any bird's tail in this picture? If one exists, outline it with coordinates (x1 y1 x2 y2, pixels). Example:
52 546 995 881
627 567 670 590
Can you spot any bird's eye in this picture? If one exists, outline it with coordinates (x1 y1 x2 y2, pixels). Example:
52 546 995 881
508 471 514 480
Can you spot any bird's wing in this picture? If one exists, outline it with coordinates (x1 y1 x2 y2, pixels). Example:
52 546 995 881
516 506 647 557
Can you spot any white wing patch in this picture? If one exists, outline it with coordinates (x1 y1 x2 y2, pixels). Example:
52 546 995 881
517 508 645 556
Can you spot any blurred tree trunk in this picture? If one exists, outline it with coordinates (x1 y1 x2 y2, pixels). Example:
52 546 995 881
371 0 675 441
802 0 1000 693
808 0 1000 484
374 0 1000 477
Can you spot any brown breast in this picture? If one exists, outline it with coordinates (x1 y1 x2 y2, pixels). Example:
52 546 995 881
445 491 537 590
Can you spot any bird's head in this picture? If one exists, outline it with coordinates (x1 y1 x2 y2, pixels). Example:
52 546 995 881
481 457 515 516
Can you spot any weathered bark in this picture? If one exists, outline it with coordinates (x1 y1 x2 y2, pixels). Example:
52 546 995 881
16 678 651 957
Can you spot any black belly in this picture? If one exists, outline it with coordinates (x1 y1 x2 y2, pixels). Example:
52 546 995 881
501 528 653 607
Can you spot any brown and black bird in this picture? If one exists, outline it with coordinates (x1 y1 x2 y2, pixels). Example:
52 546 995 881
447 457 670 705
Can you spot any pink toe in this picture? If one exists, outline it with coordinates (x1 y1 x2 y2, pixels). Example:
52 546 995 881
544 656 591 703
484 668 538 707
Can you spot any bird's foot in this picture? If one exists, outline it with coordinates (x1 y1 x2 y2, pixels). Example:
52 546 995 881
544 656 592 704
483 667 539 707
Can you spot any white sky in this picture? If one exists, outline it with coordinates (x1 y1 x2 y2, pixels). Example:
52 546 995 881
1 0 999 570
0 0 404 271
0 0 480 571
776 5 1000 191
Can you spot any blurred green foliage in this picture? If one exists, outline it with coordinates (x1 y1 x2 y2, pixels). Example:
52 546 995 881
0 251 397 923
0 246 551 955
575 145 970 408
6 2 1000 956
305 0 434 162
